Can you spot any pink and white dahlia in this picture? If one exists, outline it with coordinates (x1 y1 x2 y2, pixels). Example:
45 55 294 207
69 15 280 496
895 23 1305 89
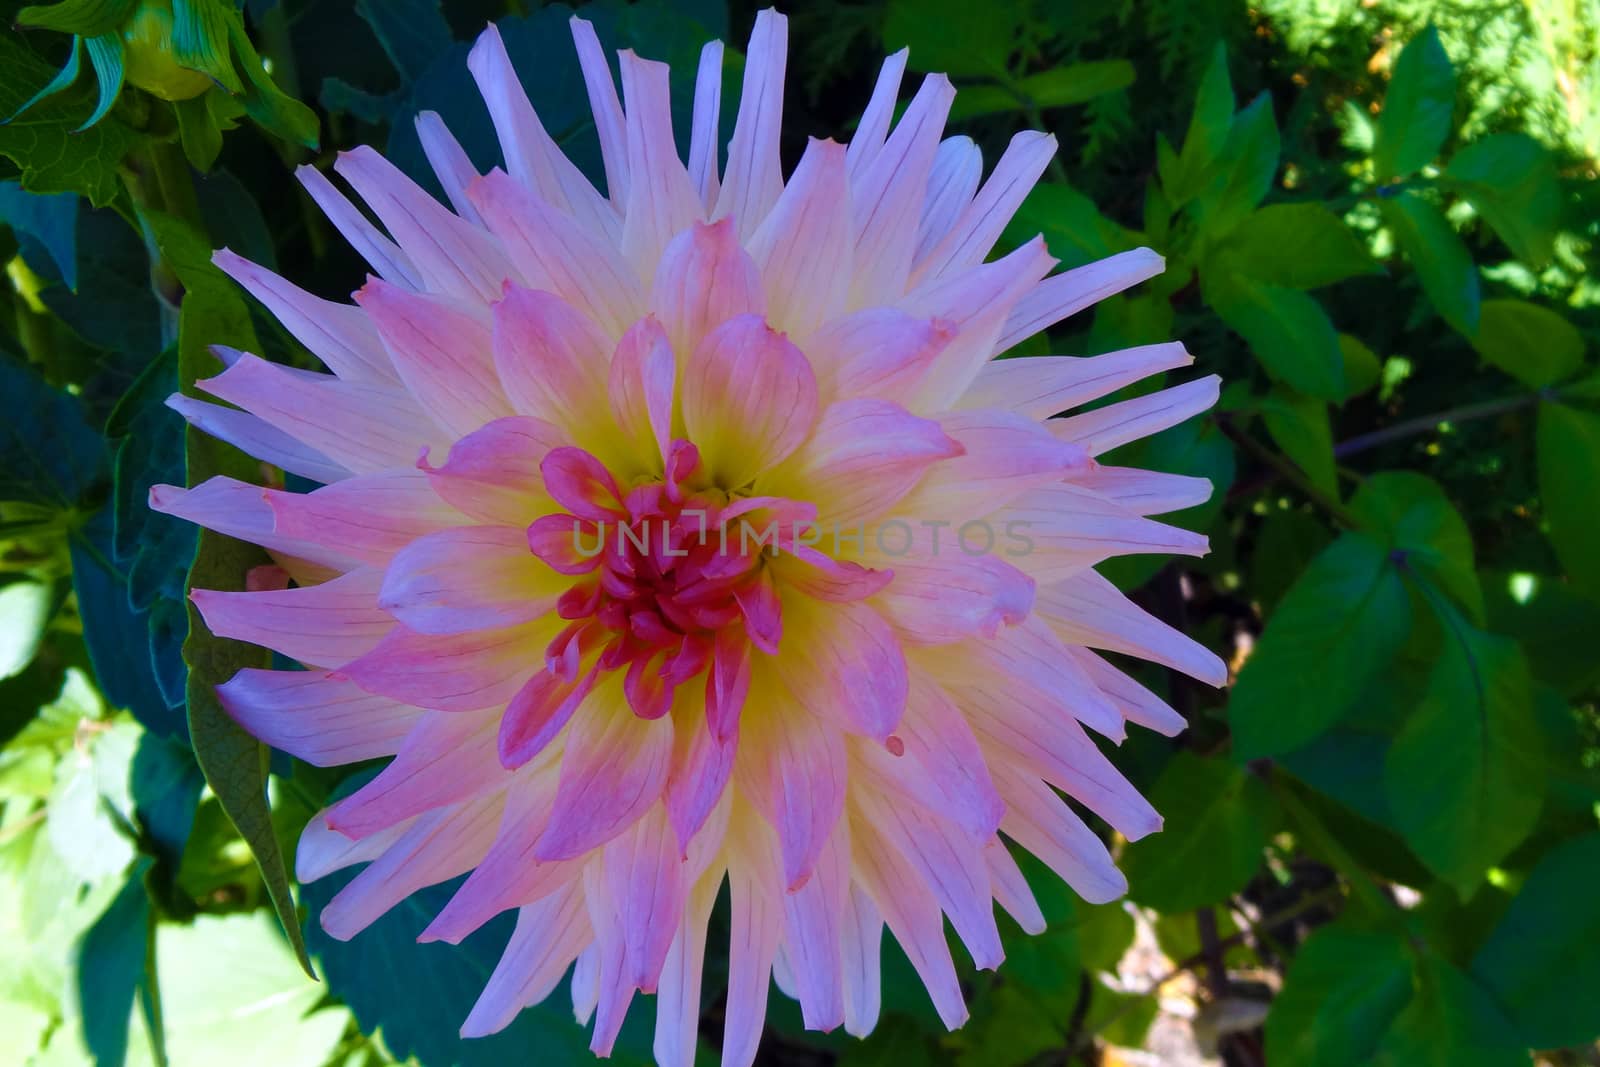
153 10 1223 1064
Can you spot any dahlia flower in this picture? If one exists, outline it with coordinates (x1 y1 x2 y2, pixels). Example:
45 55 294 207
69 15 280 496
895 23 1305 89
152 10 1223 1063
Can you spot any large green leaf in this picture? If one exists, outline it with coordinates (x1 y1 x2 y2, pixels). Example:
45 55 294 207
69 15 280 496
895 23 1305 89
75 861 159 1067
1206 270 1346 399
1217 202 1378 289
141 209 313 975
1259 387 1337 496
1163 43 1232 206
1373 954 1527 1067
883 0 1019 76
1384 623 1543 896
0 354 107 509
1536 400 1600 599
1350 471 1482 623
947 61 1134 122
1470 833 1600 1048
1121 752 1270 911
1230 533 1411 758
1191 91 1280 238
1264 924 1412 1066
0 30 141 205
354 0 453 83
1380 191 1479 335
0 180 78 288
1007 182 1141 269
1443 133 1560 266
1372 26 1455 178
1470 298 1584 389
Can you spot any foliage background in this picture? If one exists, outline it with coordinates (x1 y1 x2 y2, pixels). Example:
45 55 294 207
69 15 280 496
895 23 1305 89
1 0 1598 1064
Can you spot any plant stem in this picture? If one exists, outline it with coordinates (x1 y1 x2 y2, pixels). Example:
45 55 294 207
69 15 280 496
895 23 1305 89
1332 391 1545 459
1215 414 1364 528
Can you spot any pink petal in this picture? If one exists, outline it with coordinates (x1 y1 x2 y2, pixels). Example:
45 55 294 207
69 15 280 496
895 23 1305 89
774 599 907 741
992 482 1210 581
197 353 445 474
682 314 818 488
265 471 463 567
608 315 676 466
914 136 982 266
781 820 849 1031
355 278 513 439
686 41 725 210
1069 646 1188 736
996 247 1166 355
650 217 765 367
497 664 600 770
664 715 736 853
747 137 852 337
296 809 413 883
218 667 422 767
418 415 565 526
492 285 620 456
806 307 955 403
603 805 688 992
989 759 1128 904
653 872 721 1066
296 164 418 287
901 408 1088 519
844 48 908 183
871 553 1034 644
735 694 847 892
380 525 566 634
461 885 591 1038
148 477 356 572
1037 570 1227 685
706 628 753 741
533 676 674 860
1049 375 1221 455
414 110 483 225
213 249 394 383
335 146 513 303
1070 464 1214 516
618 49 702 269
324 710 501 838
986 838 1046 935
912 130 1056 284
714 9 787 240
540 446 625 520
193 567 391 669
467 169 643 339
166 394 350 485
958 341 1194 419
569 17 629 205
840 885 883 1037
721 809 783 1067
340 621 544 712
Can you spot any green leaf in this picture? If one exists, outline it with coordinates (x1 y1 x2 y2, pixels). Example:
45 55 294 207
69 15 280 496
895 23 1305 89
1260 387 1337 496
0 581 54 680
1217 203 1378 289
1470 298 1584 388
0 180 78 288
1339 333 1382 399
1121 752 1270 911
0 354 107 508
1373 954 1527 1067
1385 623 1543 896
1006 182 1140 269
17 0 138 36
1470 832 1600 1048
225 11 319 148
1443 133 1560 266
1230 533 1411 758
355 0 453 83
1380 190 1479 335
883 0 1020 76
173 94 222 171
947 62 1134 122
1190 91 1279 237
79 33 125 131
1485 570 1600 696
0 31 141 205
171 0 242 92
1206 271 1346 399
1264 924 1413 1066
75 861 159 1067
1372 26 1455 178
1350 471 1483 622
1535 400 1600 599
303 868 653 1066
1166 43 1233 206
141 208 314 975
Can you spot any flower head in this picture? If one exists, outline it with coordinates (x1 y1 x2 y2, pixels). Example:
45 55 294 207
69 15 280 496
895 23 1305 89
153 10 1223 1064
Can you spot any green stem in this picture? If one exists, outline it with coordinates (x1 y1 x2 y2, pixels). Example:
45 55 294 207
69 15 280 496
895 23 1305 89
1216 413 1364 528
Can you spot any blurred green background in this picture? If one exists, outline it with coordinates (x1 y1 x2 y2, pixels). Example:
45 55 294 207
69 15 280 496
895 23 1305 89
1 0 1598 1064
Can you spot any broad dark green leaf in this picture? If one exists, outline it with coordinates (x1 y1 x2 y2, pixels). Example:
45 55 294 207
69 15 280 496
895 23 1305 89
1264 924 1413 1066
0 180 78 288
1260 387 1337 496
33 205 163 359
946 61 1134 121
1006 182 1140 269
76 859 158 1067
1350 471 1482 622
1122 752 1270 911
1372 26 1455 178
0 354 107 508
1218 202 1378 289
1230 533 1411 758
226 9 320 148
1535 400 1600 599
1470 298 1584 388
302 869 654 1066
1191 91 1279 237
355 0 453 83
1373 954 1527 1067
1485 570 1600 696
1385 624 1543 896
1206 271 1346 399
1443 133 1560 266
0 30 140 204
1470 832 1600 1048
142 208 314 976
883 0 1019 76
1381 190 1479 335
1339 333 1382 399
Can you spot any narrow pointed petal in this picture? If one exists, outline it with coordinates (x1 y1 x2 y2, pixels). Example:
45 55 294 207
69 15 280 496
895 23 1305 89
461 886 591 1038
297 810 413 883
735 685 847 890
992 482 1210 581
356 279 513 438
686 40 724 210
341 620 546 712
990 760 1128 904
296 164 419 287
986 839 1046 935
1069 647 1188 736
747 137 853 336
914 136 982 265
665 714 736 850
653 871 720 1067
603 805 687 991
569 17 628 204
840 884 883 1037
871 553 1035 645
381 525 567 635
192 567 391 669
497 665 600 770
607 315 676 465
996 248 1166 355
265 472 463 566
491 285 617 451
715 9 787 240
1070 465 1215 516
721 809 783 1067
325 711 501 838
148 477 357 572
805 308 954 402
619 50 701 271
1049 375 1221 456
682 314 817 488
418 415 564 525
415 110 484 225
913 130 1056 284
957 342 1194 419
166 394 350 485
218 668 422 767
1036 570 1228 685
781 821 849 1031
845 48 908 183
899 408 1088 520
650 218 765 367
